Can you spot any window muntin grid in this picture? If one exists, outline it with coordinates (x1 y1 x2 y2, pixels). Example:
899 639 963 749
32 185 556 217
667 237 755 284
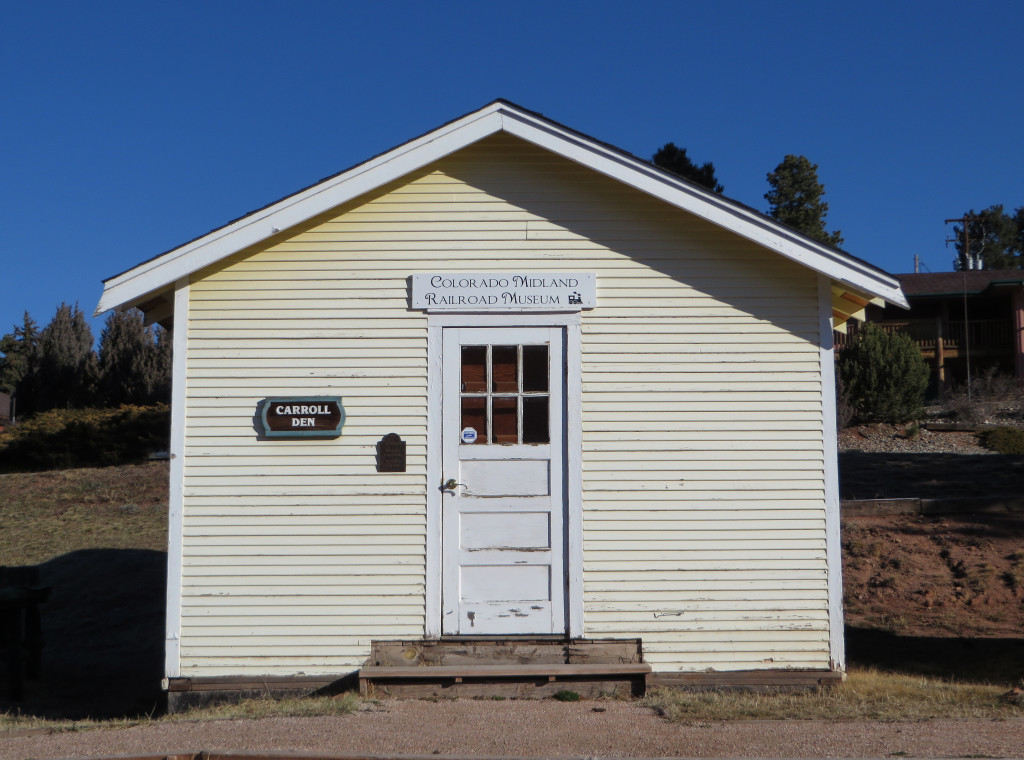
460 344 549 445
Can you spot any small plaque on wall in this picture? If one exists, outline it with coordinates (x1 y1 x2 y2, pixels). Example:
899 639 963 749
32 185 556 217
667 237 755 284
258 397 344 438
377 433 407 472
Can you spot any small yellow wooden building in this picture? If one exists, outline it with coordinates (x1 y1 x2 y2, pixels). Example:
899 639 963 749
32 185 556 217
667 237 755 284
97 100 906 703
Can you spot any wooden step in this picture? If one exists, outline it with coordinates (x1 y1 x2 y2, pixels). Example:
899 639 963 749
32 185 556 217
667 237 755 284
358 662 651 699
369 637 643 667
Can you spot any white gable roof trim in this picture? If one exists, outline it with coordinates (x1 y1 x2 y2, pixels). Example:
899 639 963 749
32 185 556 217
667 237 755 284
96 100 907 316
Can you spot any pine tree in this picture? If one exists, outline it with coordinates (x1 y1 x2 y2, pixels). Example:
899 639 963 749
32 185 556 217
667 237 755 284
35 303 97 411
98 306 164 406
652 143 724 193
952 205 1023 270
765 155 843 247
151 325 173 402
0 312 40 417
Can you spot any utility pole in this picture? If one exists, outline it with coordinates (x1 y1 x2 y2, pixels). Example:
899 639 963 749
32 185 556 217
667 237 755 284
945 216 974 400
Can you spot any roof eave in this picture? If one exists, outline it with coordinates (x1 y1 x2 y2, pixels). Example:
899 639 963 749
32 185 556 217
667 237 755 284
96 104 509 315
97 100 906 316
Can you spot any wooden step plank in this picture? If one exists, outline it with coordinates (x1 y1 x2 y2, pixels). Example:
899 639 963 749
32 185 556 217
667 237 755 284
369 637 644 666
167 675 341 692
360 663 651 679
651 669 841 689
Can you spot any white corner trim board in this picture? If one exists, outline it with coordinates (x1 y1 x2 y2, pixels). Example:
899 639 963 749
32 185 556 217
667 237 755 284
164 278 188 678
818 276 845 672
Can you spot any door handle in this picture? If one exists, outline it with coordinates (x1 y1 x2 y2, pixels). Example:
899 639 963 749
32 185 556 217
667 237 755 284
442 478 466 491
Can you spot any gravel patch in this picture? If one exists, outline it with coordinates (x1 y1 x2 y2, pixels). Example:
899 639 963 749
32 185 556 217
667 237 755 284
837 422 1024 499
3 702 1024 759
838 423 991 455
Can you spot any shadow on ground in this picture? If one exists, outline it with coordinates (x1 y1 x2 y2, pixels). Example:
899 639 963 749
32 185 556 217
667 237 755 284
4 549 1023 720
846 626 1024 684
839 451 1024 500
1 548 166 720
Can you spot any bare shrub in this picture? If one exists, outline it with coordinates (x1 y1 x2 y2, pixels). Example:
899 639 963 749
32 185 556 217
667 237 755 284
943 367 1024 423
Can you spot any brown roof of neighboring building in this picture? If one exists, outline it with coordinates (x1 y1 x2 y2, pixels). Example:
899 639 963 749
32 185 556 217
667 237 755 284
895 270 1024 297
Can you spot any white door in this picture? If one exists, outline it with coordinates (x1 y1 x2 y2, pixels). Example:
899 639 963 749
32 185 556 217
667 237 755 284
441 326 566 635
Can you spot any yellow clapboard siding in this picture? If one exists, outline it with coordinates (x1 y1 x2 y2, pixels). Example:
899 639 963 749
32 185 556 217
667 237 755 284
588 569 826 582
177 133 831 677
582 500 826 512
584 592 830 607
583 559 825 572
582 472 821 484
178 647 374 660
181 594 422 607
181 610 426 626
188 347 426 360
584 523 824 536
182 522 425 536
585 579 824 593
581 436 823 448
584 541 825 554
582 522 822 535
182 530 423 545
177 664 367 676
184 460 425 472
184 494 425 508
582 492 824 502
582 457 820 470
182 555 424 568
183 424 424 436
643 651 829 665
582 484 823 495
607 617 829 634
182 486 425 498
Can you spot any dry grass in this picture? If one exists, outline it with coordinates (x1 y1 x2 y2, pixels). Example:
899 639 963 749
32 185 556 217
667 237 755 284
168 692 363 722
645 667 1024 722
6 669 1022 732
0 462 168 565
1 693 362 732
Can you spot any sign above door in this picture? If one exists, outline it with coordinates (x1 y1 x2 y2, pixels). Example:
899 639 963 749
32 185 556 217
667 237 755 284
411 273 595 312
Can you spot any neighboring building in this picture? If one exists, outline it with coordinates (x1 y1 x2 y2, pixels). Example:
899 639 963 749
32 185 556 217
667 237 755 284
844 271 1024 391
96 100 906 704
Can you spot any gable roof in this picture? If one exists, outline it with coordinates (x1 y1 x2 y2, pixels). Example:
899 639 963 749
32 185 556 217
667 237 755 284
96 99 908 323
896 270 1024 297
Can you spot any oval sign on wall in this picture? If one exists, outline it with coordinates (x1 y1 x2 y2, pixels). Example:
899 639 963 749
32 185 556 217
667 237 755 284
258 397 345 438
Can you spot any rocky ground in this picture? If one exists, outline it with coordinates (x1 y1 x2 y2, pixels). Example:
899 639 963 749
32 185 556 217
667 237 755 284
839 422 1024 499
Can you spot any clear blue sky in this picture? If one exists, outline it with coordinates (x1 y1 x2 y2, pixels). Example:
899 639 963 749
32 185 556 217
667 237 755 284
2 0 1021 341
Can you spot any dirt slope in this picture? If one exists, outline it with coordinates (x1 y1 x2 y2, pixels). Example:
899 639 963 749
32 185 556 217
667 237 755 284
838 423 1024 684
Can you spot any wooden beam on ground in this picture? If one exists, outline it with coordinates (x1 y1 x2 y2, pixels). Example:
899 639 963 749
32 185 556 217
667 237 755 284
650 669 842 690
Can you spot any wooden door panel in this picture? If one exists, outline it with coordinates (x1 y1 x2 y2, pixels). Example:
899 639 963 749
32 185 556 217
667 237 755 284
441 326 566 635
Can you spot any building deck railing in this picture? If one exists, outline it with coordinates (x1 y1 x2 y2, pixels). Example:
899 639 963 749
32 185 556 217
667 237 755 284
836 319 1011 353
